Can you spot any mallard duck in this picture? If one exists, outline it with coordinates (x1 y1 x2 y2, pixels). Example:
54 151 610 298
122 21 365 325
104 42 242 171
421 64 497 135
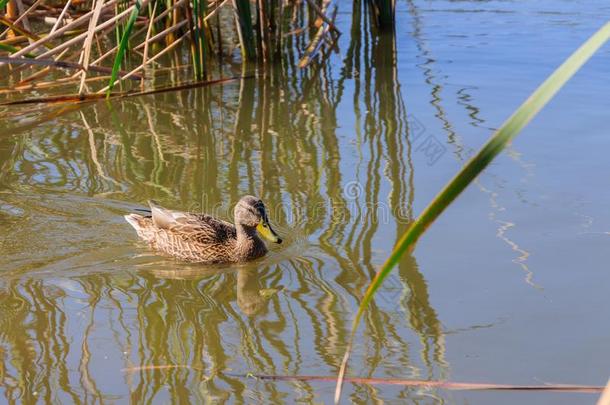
124 196 282 263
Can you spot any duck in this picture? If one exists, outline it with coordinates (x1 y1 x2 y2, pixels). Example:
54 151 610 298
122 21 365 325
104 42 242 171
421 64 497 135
124 195 282 263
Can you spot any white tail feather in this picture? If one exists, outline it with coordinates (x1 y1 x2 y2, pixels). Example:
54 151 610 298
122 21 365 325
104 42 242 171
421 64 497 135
124 214 143 230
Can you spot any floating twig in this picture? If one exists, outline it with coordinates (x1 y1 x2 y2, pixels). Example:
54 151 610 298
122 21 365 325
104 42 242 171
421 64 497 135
230 373 604 394
0 75 249 105
0 93 109 105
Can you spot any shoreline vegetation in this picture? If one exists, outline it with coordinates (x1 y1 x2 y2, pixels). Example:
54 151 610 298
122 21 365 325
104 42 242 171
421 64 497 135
0 0 354 98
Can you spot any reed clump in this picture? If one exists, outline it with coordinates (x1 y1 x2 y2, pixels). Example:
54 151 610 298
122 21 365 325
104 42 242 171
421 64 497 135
0 0 343 97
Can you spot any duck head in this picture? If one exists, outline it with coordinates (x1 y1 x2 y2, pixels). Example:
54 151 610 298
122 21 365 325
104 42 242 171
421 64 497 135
234 195 282 244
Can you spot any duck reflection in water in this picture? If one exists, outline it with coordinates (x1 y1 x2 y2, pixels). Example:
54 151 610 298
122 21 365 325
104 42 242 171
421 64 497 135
148 266 282 316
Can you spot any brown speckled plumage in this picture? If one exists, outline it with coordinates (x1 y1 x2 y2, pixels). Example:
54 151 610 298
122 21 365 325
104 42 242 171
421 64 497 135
124 196 282 263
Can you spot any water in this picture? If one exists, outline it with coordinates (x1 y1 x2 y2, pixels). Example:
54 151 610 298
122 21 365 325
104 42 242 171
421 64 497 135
1 1 610 403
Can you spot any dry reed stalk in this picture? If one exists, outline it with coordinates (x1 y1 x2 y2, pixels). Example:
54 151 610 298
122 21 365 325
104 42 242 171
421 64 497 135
0 34 26 45
36 1 144 60
0 75 111 94
258 0 270 62
0 16 50 47
90 0 186 67
172 0 182 45
13 0 32 44
133 19 187 51
230 0 245 57
96 29 190 93
141 0 157 74
6 0 45 30
304 0 340 34
282 26 306 37
299 1 336 68
6 0 118 59
50 0 73 34
203 0 229 23
78 0 105 95
5 0 18 40
14 47 71 85
0 56 141 78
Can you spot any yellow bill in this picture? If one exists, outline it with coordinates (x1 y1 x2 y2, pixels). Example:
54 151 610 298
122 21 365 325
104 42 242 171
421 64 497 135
256 220 282 244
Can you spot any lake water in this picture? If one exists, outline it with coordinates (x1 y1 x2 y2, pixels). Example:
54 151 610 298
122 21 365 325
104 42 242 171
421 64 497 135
1 1 609 403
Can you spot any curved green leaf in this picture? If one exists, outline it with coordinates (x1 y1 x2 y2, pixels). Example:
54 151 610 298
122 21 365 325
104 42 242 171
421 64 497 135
0 42 35 56
106 0 142 97
335 20 610 404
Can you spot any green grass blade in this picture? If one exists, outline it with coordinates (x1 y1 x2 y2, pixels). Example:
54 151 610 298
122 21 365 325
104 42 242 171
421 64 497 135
191 0 207 80
0 43 15 52
0 0 8 10
106 0 143 98
334 20 610 404
0 42 35 56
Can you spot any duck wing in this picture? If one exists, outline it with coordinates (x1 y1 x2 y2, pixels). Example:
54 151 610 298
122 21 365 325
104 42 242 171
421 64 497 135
149 200 236 244
187 213 237 242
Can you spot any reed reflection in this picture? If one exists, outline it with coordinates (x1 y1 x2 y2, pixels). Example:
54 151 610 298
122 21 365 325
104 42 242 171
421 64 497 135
0 4 448 402
335 0 448 392
407 0 535 288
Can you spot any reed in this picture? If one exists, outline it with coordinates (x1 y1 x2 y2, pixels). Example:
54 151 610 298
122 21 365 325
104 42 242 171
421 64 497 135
0 0 340 95
191 0 207 79
106 0 143 95
233 0 256 60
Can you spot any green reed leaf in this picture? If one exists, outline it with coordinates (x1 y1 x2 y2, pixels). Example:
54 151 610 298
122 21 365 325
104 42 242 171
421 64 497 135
234 0 256 60
191 0 207 80
106 0 142 98
0 42 24 55
335 20 610 404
